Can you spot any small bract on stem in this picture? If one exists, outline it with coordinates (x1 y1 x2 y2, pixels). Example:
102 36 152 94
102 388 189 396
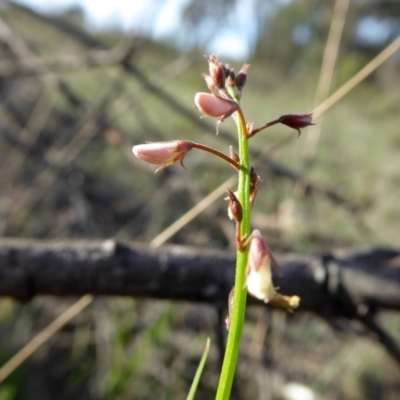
226 189 247 252
131 53 314 399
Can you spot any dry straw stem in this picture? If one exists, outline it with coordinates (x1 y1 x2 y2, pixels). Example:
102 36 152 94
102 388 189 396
314 0 350 104
0 294 93 383
303 0 349 160
150 175 237 248
1 31 399 387
313 35 400 120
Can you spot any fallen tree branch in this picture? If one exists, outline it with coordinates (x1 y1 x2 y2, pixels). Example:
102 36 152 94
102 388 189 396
2 239 400 365
1 239 399 317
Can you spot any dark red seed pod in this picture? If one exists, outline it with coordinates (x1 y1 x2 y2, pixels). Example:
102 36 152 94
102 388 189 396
279 113 315 137
235 63 250 91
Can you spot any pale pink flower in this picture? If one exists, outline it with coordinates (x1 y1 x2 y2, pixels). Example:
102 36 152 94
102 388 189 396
194 92 239 133
132 140 194 172
245 230 279 303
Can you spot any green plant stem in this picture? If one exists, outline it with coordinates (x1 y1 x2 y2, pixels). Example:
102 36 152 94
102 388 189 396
215 104 251 400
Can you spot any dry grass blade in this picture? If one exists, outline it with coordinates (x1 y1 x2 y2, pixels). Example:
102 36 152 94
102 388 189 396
150 176 237 249
303 0 349 160
313 35 400 119
0 294 93 383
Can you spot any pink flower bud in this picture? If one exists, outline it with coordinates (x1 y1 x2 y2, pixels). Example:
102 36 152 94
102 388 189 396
279 113 315 137
206 55 225 89
245 230 279 303
235 63 250 95
194 92 239 133
132 140 194 172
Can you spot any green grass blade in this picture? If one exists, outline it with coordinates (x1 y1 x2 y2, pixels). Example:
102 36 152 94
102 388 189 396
186 338 211 400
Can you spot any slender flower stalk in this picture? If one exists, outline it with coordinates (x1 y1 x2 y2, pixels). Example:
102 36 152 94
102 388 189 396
216 88 251 400
132 54 311 400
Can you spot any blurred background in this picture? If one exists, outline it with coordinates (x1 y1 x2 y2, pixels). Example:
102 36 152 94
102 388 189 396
0 0 399 399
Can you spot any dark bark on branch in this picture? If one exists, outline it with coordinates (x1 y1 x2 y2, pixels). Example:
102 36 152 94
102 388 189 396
0 239 399 319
